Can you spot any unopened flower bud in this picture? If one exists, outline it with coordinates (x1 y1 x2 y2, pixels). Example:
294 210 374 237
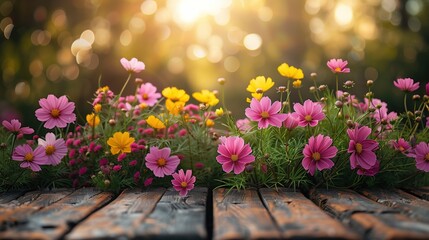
346 120 355 128
320 97 327 102
309 86 316 93
335 100 343 108
135 78 144 85
412 95 421 101
277 86 287 92
424 95 429 101
311 72 317 78
212 90 219 96
255 88 264 94
365 92 373 98
104 180 110 186
264 153 270 159
344 80 355 88
318 85 327 91
367 80 374 87
343 92 350 98
199 103 208 111
91 175 96 179
108 119 116 126
415 110 422 116
407 111 414 117
282 101 288 107
337 112 343 119
0 143 6 149
368 107 376 113
415 116 422 122
217 77 226 85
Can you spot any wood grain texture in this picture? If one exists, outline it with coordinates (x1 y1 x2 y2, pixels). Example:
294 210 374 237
213 188 281 240
310 188 429 239
136 187 208 239
359 188 429 223
259 188 358 239
66 188 165 240
0 188 113 240
404 186 429 201
0 190 27 204
0 189 72 230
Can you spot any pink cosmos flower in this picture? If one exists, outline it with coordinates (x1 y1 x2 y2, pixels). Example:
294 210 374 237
12 144 47 171
38 132 67 165
302 134 338 176
171 169 196 197
282 113 299 130
136 82 161 107
327 58 350 73
2 119 34 135
373 106 398 131
35 95 76 129
357 160 380 176
390 138 413 157
145 146 180 177
120 57 145 73
245 96 287 129
292 99 325 127
347 125 379 170
216 136 255 174
236 118 252 132
414 142 429 172
393 78 420 92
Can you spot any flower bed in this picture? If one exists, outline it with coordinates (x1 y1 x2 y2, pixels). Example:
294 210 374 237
1 57 428 195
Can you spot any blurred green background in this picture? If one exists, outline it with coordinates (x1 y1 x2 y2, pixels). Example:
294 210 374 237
1 0 428 127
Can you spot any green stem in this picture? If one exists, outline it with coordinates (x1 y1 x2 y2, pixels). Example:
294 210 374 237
118 73 132 100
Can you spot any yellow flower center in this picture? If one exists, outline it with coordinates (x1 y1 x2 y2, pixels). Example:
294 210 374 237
312 152 321 161
45 145 55 155
261 111 270 119
399 146 405 152
181 181 188 188
334 67 342 72
24 153 34 162
425 153 429 161
304 115 312 122
231 154 239 162
50 108 60 118
142 93 149 100
157 158 166 167
356 143 363 154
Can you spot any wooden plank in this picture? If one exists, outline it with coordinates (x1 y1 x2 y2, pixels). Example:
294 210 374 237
360 188 429 223
213 188 281 240
0 190 27 204
65 188 165 240
310 188 429 239
404 186 429 201
0 189 72 226
260 188 359 239
0 188 113 240
136 187 208 239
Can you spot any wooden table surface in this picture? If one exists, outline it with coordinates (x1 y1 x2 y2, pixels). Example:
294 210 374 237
1 187 429 239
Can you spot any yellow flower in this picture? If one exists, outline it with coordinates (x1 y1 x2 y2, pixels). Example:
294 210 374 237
206 119 215 127
107 132 135 155
292 80 302 88
277 63 304 80
162 87 190 103
246 76 274 94
96 86 110 94
86 113 100 127
139 103 147 109
166 99 185 115
147 115 166 129
215 108 224 117
93 104 102 113
192 90 219 106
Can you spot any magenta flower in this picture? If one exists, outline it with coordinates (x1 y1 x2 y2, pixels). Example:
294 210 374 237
35 95 76 129
292 99 325 127
2 119 34 135
357 160 380 176
414 142 429 172
120 57 145 73
390 138 413 157
394 78 420 92
245 96 287 129
216 136 255 174
347 125 379 170
145 146 180 177
327 58 350 73
302 134 338 176
171 169 196 197
282 113 299 130
136 82 161 107
12 144 47 171
236 118 252 132
38 132 67 165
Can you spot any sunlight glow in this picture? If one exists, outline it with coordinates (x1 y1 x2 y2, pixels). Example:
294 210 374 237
334 3 353 26
169 0 231 27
